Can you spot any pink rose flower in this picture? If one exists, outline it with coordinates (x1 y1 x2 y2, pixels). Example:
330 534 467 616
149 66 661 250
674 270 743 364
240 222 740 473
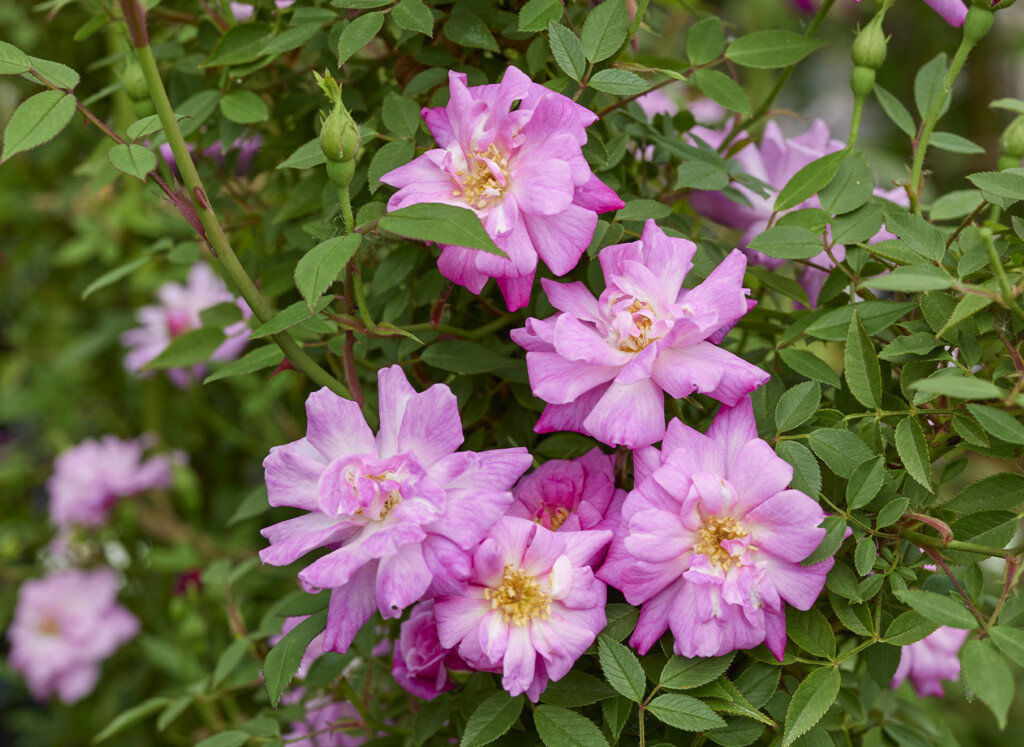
392 600 466 700
891 626 970 697
434 517 611 701
158 135 263 179
793 0 967 26
121 262 252 388
47 434 178 528
284 699 366 747
381 67 624 311
230 1 294 22
512 219 768 449
7 568 139 703
259 365 533 653
597 397 832 659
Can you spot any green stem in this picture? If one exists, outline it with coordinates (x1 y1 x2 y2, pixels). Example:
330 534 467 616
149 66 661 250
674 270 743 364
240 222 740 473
980 227 1024 324
338 678 375 735
130 44 350 399
352 267 376 330
902 529 1016 559
616 0 650 58
338 185 354 235
848 93 865 150
402 313 519 340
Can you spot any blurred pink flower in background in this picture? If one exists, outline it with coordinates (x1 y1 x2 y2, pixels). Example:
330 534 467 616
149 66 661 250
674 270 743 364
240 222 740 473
47 434 178 528
158 136 263 179
891 625 970 696
230 1 295 22
791 0 968 26
121 262 251 388
7 568 138 703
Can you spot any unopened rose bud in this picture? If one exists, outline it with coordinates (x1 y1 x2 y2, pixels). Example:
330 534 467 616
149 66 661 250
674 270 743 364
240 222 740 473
314 70 360 176
122 59 148 100
998 115 1024 169
963 3 995 44
851 15 887 71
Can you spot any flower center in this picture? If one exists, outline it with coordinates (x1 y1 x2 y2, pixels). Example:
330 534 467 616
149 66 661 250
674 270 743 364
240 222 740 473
37 615 61 636
536 505 571 531
451 144 509 209
359 471 401 519
619 300 657 353
483 565 551 626
166 310 192 339
693 515 749 570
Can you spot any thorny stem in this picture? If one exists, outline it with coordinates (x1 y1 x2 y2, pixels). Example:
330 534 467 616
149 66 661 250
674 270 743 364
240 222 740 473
945 200 988 248
847 92 865 150
617 0 651 59
903 529 1024 559
403 313 519 340
122 4 350 399
987 556 1022 631
922 547 988 628
980 227 1024 324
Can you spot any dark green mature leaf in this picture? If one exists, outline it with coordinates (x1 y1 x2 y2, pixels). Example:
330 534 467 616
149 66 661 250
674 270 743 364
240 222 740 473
726 30 827 69
910 375 1003 400
294 234 361 311
250 297 332 339
914 53 950 120
382 91 422 138
194 733 250 747
988 626 1024 667
262 610 327 707
422 340 515 374
775 150 845 212
94 697 173 743
939 294 991 336
541 671 616 707
414 696 450 747
807 429 873 478
205 345 283 384
1 89 77 163
0 40 32 75
895 417 933 493
660 653 734 690
854 538 877 576
219 90 269 124
260 23 324 56
461 692 524 747
143 327 226 370
747 225 822 260
379 203 506 257
885 611 939 646
338 13 385 65
547 22 586 82
863 264 953 292
616 199 671 222
581 0 628 63
598 635 646 703
648 694 726 732
601 697 632 743
781 666 840 746
833 201 885 244
687 17 725 65
876 496 909 527
786 607 835 659
952 413 990 448
533 705 608 747
445 13 499 51
874 83 916 137
693 69 750 116
943 473 1024 513
882 212 945 261
895 590 977 630
778 348 841 388
844 310 882 409
369 140 416 192
519 0 562 33
961 639 1014 729
775 381 820 432
588 69 651 96
393 0 434 36
966 170 1024 202
966 404 1024 445
819 151 874 215
108 143 157 181
776 440 821 498
205 23 273 66
212 637 251 689
847 455 884 510
278 139 327 170
805 301 916 342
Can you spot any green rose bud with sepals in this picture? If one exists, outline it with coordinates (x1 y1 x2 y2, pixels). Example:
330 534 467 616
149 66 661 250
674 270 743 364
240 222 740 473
851 14 887 71
998 115 1024 169
973 0 1016 10
314 70 360 187
963 4 996 44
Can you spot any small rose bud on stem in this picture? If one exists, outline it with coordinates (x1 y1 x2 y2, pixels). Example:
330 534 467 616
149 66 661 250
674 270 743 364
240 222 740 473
997 115 1024 170
315 70 360 194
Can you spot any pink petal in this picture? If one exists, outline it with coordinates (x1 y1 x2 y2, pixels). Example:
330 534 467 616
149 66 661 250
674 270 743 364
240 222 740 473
583 379 665 448
323 563 378 653
398 383 463 468
523 205 599 276
305 388 375 460
527 351 620 405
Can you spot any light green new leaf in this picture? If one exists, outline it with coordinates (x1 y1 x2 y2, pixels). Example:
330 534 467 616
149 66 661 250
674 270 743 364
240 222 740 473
863 264 953 292
782 666 840 746
108 143 157 181
747 225 823 260
294 234 361 311
250 297 333 339
895 417 933 493
143 327 226 370
0 41 32 75
726 30 828 69
205 345 284 384
874 83 916 137
844 309 882 409
686 18 725 65
1 89 77 163
910 375 1003 400
692 69 750 116
219 90 269 124
82 255 152 299
93 697 173 743
988 626 1024 668
588 69 650 96
895 589 977 629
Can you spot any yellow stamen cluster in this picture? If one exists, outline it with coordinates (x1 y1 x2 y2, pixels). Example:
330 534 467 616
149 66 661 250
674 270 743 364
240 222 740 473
483 564 551 626
379 489 401 519
693 515 749 570
537 506 571 531
619 300 657 353
451 144 509 208
37 615 60 636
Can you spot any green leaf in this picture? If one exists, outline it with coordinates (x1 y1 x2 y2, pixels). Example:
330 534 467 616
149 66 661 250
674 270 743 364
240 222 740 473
854 537 877 576
778 348 841 389
914 53 950 121
250 297 332 339
931 189 984 221
0 41 32 75
194 733 250 747
393 0 434 37
598 634 646 703
748 263 810 306
952 413 991 449
205 23 273 67
260 23 324 56
205 345 283 384
807 429 873 478
444 13 499 52
461 692 524 747
219 90 269 124
660 653 734 690
805 300 915 340
726 30 827 69
107 143 157 181
847 455 884 511
775 381 820 432
422 340 515 374
686 18 726 66
930 131 985 155
294 234 361 311
337 13 385 65
616 199 671 223
414 696 450 747
588 69 651 96
379 203 506 257
533 705 608 747
601 697 632 743
786 607 836 659
692 69 750 116
263 610 328 707
961 639 1014 729
648 693 727 732
382 91 422 138
212 637 251 690
156 696 195 732
27 57 80 90
895 417 933 493
143 327 226 370
519 0 562 33
943 473 1024 513
581 0 629 63
833 201 885 245
781 666 840 747
331 0 392 7
966 404 1024 445
882 212 946 261
966 170 1024 202
1 89 76 163
369 139 416 193
176 90 222 137
547 22 586 82
776 440 821 498
747 225 822 260
884 611 939 646
844 309 882 409
804 516 848 566
82 254 152 299
93 697 172 744
540 671 616 707
910 375 1003 400
675 159 730 190
988 626 1024 668
874 83 915 137
278 138 326 170
862 265 953 292
875 496 909 528
895 589 977 629
199 302 243 329
819 151 874 215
